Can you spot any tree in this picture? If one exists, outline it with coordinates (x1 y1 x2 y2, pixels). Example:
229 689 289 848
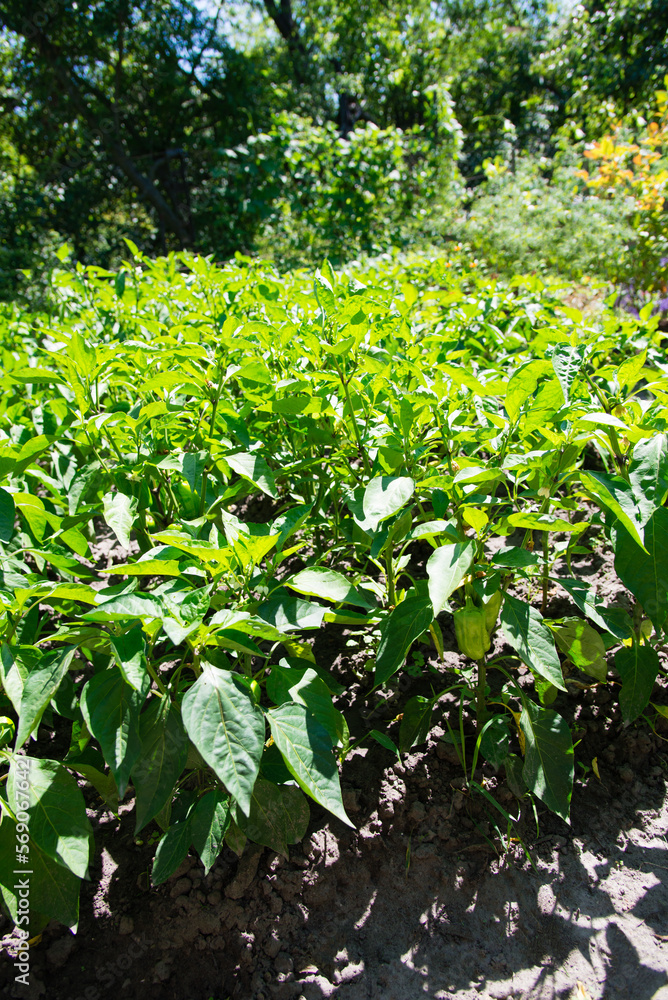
538 0 668 132
0 0 274 262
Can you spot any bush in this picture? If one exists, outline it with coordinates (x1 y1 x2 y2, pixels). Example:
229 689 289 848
206 95 463 267
460 151 634 284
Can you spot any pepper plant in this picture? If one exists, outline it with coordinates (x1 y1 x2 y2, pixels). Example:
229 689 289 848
0 246 666 933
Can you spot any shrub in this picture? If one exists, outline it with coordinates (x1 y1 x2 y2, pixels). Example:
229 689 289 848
460 151 634 283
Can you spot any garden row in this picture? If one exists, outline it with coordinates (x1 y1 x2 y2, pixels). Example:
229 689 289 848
0 246 666 934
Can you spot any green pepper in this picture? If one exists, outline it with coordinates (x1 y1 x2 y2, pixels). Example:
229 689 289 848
454 596 491 660
483 590 503 634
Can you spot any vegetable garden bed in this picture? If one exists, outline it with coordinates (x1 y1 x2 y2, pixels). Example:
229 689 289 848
0 247 666 999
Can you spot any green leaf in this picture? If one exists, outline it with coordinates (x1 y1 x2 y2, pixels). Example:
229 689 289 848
520 701 573 822
426 539 475 615
181 665 265 816
226 452 278 498
272 503 313 552
375 594 433 686
551 619 607 681
399 695 434 752
80 666 142 798
214 629 263 657
580 471 645 550
285 567 374 609
257 593 326 632
233 778 309 856
8 367 67 385
0 487 15 543
368 729 400 757
0 642 28 715
16 646 77 747
266 702 352 828
615 644 660 724
0 814 80 932
505 359 552 421
361 476 414 533
152 818 193 886
225 817 247 857
556 577 633 639
102 491 138 548
82 592 164 622
499 595 565 691
109 625 150 694
8 757 92 879
491 547 540 569
617 349 647 392
478 716 510 770
269 666 347 746
132 701 189 834
103 559 183 577
66 762 118 812
507 512 578 533
551 344 583 405
322 335 355 356
628 434 668 527
190 790 231 875
614 507 668 632
314 269 336 315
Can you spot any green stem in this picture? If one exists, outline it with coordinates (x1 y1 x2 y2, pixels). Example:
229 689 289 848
384 542 396 607
338 368 371 477
476 657 489 732
199 368 226 515
146 661 167 696
541 529 549 614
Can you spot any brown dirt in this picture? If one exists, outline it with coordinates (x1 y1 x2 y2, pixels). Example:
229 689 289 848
2 541 667 1000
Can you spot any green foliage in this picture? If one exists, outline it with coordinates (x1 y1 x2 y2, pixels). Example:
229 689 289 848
0 247 666 932
540 0 668 129
213 109 462 265
461 152 635 282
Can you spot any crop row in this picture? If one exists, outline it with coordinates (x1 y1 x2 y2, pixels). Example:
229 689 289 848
0 247 666 933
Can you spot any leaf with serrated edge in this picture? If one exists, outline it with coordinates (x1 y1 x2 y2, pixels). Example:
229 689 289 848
266 702 353 828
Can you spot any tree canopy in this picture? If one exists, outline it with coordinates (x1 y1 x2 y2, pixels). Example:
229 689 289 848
1 0 667 295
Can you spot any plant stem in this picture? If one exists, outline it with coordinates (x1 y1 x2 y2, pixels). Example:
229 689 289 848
476 657 489 732
541 529 549 614
338 366 371 476
384 542 396 607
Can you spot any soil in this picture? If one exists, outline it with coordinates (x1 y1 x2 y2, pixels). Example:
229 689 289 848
2 537 667 1000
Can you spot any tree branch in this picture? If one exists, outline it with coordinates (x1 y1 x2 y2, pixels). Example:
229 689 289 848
262 0 308 84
